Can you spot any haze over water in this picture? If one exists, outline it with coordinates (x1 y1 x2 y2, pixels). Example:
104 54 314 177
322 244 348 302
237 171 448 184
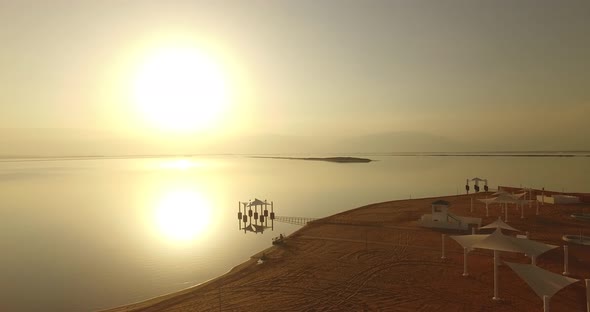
0 155 588 311
2 1 590 310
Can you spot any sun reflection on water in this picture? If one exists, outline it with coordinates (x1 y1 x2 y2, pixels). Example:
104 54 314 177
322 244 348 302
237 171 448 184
159 159 201 170
153 188 213 242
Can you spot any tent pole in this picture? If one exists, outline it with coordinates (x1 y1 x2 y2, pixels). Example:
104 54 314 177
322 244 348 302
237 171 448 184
505 204 508 222
462 247 469 276
441 234 446 259
493 250 500 300
585 279 589 312
563 245 569 275
543 295 550 312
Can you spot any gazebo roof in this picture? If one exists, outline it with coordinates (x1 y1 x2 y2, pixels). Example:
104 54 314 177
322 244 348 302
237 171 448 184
248 198 267 207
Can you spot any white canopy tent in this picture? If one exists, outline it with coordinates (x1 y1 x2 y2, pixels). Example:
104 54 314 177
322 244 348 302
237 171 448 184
505 262 579 312
477 194 523 220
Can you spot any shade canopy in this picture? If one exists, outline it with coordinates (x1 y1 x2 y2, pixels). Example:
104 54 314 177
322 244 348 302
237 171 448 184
495 193 522 203
472 229 558 257
505 262 579 299
480 217 520 232
450 234 488 249
477 198 498 207
493 189 508 196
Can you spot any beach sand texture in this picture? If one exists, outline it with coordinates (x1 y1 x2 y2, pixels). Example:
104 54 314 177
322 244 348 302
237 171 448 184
108 188 590 311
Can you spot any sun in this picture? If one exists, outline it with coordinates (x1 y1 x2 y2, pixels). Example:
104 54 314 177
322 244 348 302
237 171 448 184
132 46 229 133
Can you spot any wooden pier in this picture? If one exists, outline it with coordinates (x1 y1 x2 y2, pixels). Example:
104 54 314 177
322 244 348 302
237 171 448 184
273 216 317 226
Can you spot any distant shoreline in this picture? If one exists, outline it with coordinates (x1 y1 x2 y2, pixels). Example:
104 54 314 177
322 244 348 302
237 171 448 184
249 156 373 163
0 152 588 163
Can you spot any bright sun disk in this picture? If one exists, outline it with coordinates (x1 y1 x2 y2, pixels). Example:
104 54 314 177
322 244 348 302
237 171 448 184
133 46 229 133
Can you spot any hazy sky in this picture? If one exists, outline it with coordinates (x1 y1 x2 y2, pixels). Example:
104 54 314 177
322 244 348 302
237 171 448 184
1 0 589 153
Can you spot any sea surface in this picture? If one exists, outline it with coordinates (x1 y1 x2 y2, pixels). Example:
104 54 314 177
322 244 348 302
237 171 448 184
0 154 589 311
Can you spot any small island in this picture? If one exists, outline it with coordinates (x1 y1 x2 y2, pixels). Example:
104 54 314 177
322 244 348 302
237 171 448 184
250 156 372 163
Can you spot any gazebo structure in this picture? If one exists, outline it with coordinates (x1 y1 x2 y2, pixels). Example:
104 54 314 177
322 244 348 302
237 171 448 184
465 177 488 193
471 177 485 193
237 198 275 234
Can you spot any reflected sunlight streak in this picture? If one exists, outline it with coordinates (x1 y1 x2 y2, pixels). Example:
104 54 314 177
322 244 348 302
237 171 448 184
159 159 201 170
154 188 213 242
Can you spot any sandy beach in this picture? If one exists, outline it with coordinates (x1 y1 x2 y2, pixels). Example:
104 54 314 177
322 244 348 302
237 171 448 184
107 187 590 312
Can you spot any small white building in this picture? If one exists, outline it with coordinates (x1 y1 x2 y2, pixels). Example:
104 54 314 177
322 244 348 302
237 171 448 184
536 194 580 204
418 200 482 231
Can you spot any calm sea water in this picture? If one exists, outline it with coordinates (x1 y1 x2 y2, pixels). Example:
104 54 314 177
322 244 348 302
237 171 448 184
0 155 589 311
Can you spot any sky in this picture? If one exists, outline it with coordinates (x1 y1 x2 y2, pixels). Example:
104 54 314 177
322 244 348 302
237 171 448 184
1 0 589 154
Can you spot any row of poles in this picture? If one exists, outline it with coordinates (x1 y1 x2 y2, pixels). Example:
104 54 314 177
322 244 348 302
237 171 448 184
237 200 275 233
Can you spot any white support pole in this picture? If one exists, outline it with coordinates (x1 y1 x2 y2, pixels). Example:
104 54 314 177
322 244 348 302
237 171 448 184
563 245 569 275
505 204 508 222
462 247 469 276
441 234 446 259
585 279 590 312
543 295 550 312
493 250 500 300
